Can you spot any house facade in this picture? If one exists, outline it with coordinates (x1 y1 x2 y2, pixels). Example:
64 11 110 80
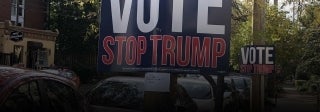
0 0 57 69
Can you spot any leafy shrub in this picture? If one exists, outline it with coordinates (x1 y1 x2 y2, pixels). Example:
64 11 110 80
295 80 307 87
296 75 320 94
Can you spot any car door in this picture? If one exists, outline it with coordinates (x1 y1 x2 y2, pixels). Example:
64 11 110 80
41 79 84 112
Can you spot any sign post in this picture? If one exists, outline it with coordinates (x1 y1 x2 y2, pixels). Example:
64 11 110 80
248 0 267 111
216 74 225 112
144 72 174 112
240 45 275 112
98 0 232 111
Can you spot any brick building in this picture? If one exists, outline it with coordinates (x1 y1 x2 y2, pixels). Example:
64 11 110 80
0 0 57 69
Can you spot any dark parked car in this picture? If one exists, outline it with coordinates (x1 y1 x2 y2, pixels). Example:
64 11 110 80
198 75 240 112
86 76 197 112
225 75 251 111
178 78 215 112
40 68 80 88
0 66 86 112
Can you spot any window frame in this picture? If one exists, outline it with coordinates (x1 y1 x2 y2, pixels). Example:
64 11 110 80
10 0 25 27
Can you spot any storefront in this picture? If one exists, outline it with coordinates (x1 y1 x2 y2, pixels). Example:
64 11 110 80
0 21 58 69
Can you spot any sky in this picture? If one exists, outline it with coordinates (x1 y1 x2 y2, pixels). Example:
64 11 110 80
239 0 295 20
278 0 296 20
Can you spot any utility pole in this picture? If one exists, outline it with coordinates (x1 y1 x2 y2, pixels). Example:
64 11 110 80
251 0 266 111
216 74 225 112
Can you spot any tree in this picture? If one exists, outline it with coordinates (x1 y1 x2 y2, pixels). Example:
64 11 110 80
265 5 303 78
230 0 305 80
230 0 252 70
49 0 100 81
50 0 99 55
296 1 320 79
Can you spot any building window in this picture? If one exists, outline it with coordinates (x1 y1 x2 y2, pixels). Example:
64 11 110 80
37 49 48 67
11 0 25 26
13 45 24 64
11 0 17 17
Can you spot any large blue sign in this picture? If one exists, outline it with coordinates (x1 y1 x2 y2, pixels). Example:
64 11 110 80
98 0 232 74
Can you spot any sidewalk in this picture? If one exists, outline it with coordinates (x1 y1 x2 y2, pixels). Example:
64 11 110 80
267 84 319 112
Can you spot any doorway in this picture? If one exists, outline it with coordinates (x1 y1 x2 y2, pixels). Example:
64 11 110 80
27 41 43 69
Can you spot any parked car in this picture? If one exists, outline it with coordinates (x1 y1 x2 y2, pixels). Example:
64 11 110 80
0 66 86 112
225 75 251 111
198 75 240 112
178 78 215 112
86 76 197 112
40 68 80 88
205 73 251 112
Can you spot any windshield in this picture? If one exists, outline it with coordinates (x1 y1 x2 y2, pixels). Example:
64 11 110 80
179 81 212 99
89 80 144 110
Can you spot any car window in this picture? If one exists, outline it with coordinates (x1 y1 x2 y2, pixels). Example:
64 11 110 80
176 85 198 112
233 78 246 89
224 79 231 84
179 81 212 99
45 80 81 112
88 80 144 110
224 83 233 92
244 78 251 87
210 76 218 84
1 81 41 112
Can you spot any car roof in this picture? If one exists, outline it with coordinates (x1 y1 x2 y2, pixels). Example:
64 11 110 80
104 76 145 82
227 75 245 79
105 76 211 84
178 78 210 84
40 69 60 74
0 66 75 89
0 66 39 86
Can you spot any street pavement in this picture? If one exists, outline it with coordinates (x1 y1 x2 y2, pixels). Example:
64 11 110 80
267 84 320 112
